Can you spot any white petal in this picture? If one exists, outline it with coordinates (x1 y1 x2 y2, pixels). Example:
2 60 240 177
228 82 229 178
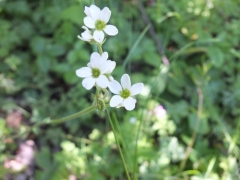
101 52 108 61
76 67 92 78
121 74 131 89
110 95 124 107
96 75 109 88
77 35 88 41
91 52 101 61
100 7 111 23
116 103 124 108
84 6 91 17
90 52 101 68
79 31 92 41
99 61 111 74
130 83 144 96
82 77 95 90
89 4 100 21
82 26 89 31
93 30 104 43
108 80 122 94
105 60 116 73
123 97 137 111
84 17 95 29
109 76 114 82
104 25 118 36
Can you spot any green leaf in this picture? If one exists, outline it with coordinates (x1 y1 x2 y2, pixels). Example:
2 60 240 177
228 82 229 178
4 55 21 70
64 71 78 84
167 80 183 97
188 113 209 134
166 100 189 123
0 165 8 178
31 36 46 55
207 47 224 68
143 52 160 67
35 147 51 169
52 63 70 74
46 45 66 57
61 6 83 25
37 55 52 72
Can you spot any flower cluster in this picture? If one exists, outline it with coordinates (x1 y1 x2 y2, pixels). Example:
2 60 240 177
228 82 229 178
76 4 144 111
78 5 118 43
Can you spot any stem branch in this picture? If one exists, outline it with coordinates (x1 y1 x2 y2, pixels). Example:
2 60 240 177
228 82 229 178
7 105 95 140
44 105 95 125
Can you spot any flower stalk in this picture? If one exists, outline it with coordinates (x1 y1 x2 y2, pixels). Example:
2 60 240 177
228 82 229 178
106 109 131 180
97 43 103 55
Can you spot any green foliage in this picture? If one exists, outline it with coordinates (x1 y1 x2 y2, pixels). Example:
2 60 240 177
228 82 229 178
1 0 240 179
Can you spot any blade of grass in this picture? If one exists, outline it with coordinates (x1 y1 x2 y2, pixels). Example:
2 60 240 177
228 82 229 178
204 156 216 178
112 112 133 170
122 24 150 73
106 109 131 180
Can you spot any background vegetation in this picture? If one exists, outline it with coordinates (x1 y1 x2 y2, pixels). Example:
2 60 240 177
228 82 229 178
0 0 240 179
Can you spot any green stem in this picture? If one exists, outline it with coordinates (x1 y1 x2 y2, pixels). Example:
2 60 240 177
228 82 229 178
43 105 95 125
96 86 101 98
112 113 132 168
7 106 95 140
97 43 103 55
106 109 131 180
112 113 128 154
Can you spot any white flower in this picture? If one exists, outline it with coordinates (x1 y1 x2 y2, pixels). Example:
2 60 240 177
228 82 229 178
77 26 94 42
83 5 118 43
76 52 116 90
87 51 115 74
108 74 144 111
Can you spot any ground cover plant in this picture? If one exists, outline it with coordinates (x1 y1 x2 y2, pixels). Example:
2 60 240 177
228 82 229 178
0 0 240 179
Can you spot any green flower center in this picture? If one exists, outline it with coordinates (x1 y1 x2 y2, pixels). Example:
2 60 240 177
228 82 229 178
95 20 106 31
92 68 100 78
120 89 131 99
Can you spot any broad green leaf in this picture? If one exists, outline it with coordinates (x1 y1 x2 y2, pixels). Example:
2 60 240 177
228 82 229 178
61 6 83 25
37 55 52 72
35 147 51 169
46 45 66 57
143 52 160 67
64 71 78 84
207 47 224 68
4 55 21 70
31 37 46 55
166 100 189 123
